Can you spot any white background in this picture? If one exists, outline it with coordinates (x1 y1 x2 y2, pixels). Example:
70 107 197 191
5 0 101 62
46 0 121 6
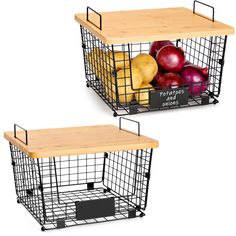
0 0 235 235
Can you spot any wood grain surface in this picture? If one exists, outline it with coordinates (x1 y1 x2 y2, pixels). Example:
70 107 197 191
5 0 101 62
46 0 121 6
4 125 159 158
75 7 234 44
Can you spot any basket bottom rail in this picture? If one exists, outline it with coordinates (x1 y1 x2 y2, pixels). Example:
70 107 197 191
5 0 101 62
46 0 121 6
87 80 219 116
17 187 144 230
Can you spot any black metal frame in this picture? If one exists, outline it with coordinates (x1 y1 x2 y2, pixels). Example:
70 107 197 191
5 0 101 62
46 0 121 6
193 0 215 22
9 121 153 231
119 117 140 136
14 124 28 145
79 2 228 116
86 7 102 30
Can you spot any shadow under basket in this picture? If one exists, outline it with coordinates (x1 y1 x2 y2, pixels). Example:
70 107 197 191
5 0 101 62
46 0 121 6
75 1 234 116
4 119 158 230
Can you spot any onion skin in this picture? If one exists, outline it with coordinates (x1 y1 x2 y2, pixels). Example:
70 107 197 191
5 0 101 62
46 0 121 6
149 40 174 58
157 72 183 90
151 69 165 87
184 62 209 78
156 46 185 73
184 60 192 66
181 65 208 96
200 67 208 77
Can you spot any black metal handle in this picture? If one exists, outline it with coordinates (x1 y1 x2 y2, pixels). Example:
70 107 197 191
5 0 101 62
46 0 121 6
193 0 215 22
86 7 102 30
119 117 140 136
14 124 28 145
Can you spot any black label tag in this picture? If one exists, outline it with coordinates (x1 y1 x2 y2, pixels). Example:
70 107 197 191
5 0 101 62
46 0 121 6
150 88 189 109
75 197 115 220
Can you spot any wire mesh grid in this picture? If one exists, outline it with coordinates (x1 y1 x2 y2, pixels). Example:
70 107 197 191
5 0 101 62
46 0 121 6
9 143 153 230
9 143 44 224
40 188 132 230
80 26 227 116
104 149 152 210
177 36 227 97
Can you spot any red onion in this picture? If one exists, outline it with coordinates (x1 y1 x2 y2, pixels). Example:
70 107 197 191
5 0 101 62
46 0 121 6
156 46 185 72
181 65 208 96
184 62 208 77
157 72 183 89
184 60 192 66
151 69 165 87
149 40 174 58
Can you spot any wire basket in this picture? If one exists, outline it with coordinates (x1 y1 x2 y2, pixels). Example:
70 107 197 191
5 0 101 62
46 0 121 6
78 1 231 116
7 119 155 230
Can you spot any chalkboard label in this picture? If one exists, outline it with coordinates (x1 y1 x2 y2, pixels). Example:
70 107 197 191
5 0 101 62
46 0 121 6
75 197 115 220
150 88 189 109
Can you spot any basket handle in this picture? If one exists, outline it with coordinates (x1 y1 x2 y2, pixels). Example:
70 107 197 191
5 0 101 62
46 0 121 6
193 0 215 22
14 124 28 145
86 6 102 30
119 117 140 136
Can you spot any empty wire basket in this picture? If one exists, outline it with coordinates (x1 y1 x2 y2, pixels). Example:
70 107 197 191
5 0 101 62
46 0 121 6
4 119 158 230
75 1 234 116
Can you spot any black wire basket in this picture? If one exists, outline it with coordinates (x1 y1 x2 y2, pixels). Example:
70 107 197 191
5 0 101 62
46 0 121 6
5 119 158 230
77 1 233 116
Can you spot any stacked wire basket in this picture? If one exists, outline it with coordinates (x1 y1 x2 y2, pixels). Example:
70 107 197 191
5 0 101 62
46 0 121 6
3 0 234 232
